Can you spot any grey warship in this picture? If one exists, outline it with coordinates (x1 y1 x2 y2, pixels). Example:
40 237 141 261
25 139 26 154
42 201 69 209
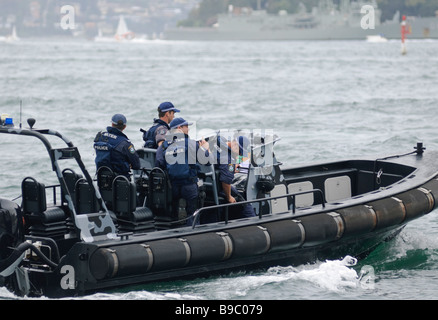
165 0 438 41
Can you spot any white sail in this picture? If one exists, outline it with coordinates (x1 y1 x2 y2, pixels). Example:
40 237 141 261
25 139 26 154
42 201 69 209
115 16 135 40
5 26 20 42
116 16 129 36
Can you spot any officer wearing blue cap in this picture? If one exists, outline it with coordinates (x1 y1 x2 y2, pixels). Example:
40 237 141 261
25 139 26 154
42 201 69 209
215 135 255 219
164 117 210 225
94 114 140 177
141 101 180 149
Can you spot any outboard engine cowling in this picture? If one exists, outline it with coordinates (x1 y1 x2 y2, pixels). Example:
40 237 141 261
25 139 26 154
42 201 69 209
0 199 24 259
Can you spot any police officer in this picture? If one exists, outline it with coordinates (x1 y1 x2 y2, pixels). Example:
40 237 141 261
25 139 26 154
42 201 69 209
165 117 210 225
232 135 251 192
215 135 255 219
94 114 140 177
142 101 180 149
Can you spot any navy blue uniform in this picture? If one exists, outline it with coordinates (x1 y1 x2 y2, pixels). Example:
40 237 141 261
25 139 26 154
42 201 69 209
216 148 255 219
166 134 210 225
94 126 140 177
155 140 168 170
142 119 170 149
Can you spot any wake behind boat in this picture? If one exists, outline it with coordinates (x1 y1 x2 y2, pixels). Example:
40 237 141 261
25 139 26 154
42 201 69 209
1 116 437 298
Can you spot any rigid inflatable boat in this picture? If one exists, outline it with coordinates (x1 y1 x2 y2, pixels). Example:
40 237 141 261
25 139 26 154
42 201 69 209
1 118 438 298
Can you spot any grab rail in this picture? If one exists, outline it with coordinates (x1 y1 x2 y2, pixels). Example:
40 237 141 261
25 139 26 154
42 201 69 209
192 188 326 229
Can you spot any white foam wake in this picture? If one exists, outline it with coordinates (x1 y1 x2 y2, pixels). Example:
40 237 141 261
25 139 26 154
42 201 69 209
0 256 370 300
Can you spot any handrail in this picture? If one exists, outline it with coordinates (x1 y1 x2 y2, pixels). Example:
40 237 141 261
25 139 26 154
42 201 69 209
192 188 326 229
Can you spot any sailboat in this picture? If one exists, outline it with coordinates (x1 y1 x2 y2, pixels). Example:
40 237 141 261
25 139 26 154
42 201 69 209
94 16 149 43
0 26 19 43
8 26 20 42
114 16 135 41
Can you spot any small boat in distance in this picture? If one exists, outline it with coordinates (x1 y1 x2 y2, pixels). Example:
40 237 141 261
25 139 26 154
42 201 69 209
114 16 135 41
0 26 20 43
94 16 149 43
366 35 388 42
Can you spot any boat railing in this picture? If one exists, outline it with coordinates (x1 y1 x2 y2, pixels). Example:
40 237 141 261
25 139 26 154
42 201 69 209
192 188 326 229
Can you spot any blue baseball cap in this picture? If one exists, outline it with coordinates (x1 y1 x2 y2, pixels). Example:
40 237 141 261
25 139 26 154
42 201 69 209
170 117 192 129
112 113 127 125
158 101 180 113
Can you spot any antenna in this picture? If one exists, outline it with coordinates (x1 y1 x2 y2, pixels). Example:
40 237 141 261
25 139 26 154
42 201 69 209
19 100 22 128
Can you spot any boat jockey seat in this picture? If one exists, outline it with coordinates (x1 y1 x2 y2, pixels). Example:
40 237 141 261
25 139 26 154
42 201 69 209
97 166 116 210
61 168 83 208
74 178 99 214
133 148 158 207
21 177 67 240
136 148 157 170
148 167 180 229
112 175 154 232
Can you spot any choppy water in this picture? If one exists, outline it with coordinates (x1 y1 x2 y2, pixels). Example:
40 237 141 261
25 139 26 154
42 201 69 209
1 38 438 300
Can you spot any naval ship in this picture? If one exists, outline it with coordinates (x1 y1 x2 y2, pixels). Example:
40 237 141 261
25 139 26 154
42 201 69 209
164 0 438 41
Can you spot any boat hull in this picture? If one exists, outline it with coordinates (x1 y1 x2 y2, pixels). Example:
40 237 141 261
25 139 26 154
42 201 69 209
37 223 406 298
30 172 438 298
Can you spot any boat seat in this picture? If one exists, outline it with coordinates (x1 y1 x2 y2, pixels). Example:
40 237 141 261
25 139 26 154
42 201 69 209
133 148 157 206
137 148 157 170
21 177 67 240
61 168 83 207
22 177 47 214
112 175 154 232
75 178 99 214
147 167 175 228
97 166 116 210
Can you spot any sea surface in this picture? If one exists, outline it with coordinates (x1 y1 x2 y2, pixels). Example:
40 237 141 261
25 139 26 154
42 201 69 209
1 38 438 300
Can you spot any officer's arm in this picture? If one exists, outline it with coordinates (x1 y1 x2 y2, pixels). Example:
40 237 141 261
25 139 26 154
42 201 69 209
218 164 236 203
221 182 236 203
126 143 141 170
155 126 168 148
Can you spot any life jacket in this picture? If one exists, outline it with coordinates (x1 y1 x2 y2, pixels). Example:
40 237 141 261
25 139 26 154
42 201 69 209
165 137 198 185
142 119 169 149
94 129 129 174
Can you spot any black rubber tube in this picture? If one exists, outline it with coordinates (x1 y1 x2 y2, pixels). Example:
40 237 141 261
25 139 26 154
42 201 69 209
0 241 58 273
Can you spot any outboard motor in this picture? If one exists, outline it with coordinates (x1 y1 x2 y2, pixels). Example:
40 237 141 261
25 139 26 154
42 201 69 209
0 199 25 292
0 199 24 259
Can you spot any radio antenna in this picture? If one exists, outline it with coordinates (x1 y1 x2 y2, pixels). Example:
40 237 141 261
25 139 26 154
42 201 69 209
19 100 22 128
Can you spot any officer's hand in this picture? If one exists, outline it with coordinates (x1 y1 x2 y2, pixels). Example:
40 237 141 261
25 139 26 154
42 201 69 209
227 195 236 203
199 139 209 150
